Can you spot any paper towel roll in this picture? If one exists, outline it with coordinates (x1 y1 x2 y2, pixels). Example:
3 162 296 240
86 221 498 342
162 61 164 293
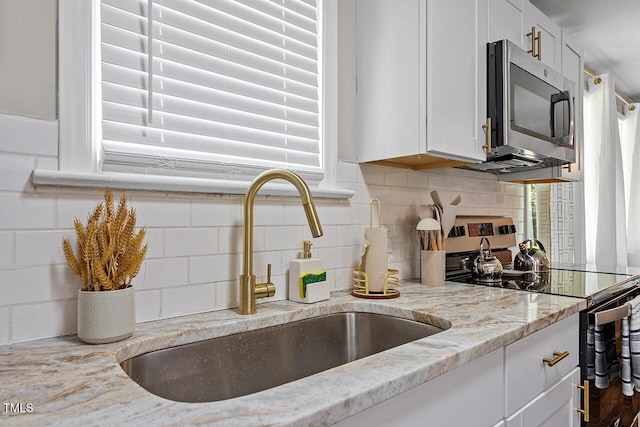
360 227 389 292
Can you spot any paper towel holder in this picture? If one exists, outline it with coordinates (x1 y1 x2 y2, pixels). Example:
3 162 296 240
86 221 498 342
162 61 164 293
351 268 400 299
352 199 400 299
370 198 381 228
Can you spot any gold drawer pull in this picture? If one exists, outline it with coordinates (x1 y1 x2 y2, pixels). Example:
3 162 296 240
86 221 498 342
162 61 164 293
543 351 569 367
576 380 590 422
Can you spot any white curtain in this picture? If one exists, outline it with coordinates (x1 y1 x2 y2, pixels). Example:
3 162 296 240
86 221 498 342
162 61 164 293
619 103 640 265
582 74 627 267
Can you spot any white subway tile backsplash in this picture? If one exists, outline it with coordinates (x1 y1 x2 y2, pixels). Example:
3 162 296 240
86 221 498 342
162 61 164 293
254 250 284 276
407 170 429 189
144 228 164 259
0 267 52 305
15 230 67 266
384 169 408 187
312 225 337 248
344 181 368 204
11 300 76 342
56 194 107 228
336 224 365 247
264 226 305 251
215 281 238 310
0 232 13 267
162 284 215 317
218 226 265 254
192 198 242 227
164 228 217 257
0 154 37 192
135 258 189 290
1 139 526 344
0 193 56 230
253 200 284 227
50 264 81 300
135 289 161 322
318 246 354 270
135 198 191 228
0 114 58 157
190 254 236 284
336 161 359 183
360 165 385 185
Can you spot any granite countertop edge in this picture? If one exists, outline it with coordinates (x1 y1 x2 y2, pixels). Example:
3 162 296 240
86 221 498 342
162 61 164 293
1 281 586 426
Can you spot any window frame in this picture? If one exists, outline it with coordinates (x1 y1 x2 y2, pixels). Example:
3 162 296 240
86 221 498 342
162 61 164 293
39 0 349 199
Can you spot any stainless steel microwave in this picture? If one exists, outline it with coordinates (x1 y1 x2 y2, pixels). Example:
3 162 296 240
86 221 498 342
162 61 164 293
469 39 576 173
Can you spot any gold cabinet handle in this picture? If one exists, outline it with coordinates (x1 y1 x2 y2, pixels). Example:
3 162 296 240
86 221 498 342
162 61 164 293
576 380 590 422
526 27 542 60
527 26 536 57
543 350 569 367
481 117 492 154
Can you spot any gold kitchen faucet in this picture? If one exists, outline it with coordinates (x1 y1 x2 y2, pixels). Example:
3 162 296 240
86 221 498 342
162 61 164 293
239 169 323 315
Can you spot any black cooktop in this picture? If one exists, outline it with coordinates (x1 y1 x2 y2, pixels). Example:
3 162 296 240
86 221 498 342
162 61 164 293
447 268 639 307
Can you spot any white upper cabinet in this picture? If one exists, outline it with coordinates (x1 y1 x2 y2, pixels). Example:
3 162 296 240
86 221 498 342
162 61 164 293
356 0 488 168
524 2 562 71
356 0 583 183
559 31 584 181
488 0 525 48
487 0 562 72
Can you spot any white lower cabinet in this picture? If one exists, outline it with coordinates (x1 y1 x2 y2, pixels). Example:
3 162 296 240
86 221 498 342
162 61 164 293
334 314 582 427
505 367 581 427
505 315 579 415
334 348 505 427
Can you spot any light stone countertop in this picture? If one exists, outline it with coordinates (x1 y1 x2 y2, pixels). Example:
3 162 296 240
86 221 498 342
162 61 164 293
1 281 585 426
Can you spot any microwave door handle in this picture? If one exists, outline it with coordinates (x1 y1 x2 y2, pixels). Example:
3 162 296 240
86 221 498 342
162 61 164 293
568 91 575 148
549 91 572 145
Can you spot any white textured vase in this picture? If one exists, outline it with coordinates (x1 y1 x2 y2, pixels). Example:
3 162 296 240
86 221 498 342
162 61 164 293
77 287 135 344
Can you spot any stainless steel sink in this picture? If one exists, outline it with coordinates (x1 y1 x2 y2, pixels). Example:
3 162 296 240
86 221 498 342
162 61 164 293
120 311 446 402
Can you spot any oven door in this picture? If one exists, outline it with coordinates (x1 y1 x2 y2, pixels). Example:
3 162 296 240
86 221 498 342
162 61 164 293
581 287 640 427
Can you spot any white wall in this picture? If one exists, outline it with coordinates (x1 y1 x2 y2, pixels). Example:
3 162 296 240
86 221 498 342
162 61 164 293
0 1 525 344
0 0 57 120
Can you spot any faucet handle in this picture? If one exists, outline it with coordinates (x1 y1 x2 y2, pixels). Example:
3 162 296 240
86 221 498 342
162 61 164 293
255 264 276 299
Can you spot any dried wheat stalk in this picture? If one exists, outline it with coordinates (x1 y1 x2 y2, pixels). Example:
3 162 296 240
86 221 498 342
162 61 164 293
62 188 147 291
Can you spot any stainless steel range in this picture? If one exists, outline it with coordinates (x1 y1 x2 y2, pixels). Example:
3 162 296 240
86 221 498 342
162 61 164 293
444 216 639 308
445 215 640 426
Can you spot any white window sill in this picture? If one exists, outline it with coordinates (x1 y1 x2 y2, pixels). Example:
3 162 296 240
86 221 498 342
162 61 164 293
32 169 354 199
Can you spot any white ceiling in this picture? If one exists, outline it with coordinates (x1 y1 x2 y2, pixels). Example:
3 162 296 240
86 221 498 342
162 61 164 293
531 0 640 103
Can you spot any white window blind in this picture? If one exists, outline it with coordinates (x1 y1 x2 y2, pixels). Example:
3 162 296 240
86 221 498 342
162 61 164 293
100 0 322 182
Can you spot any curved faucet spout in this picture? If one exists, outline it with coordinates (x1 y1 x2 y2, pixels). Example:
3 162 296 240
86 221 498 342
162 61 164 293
239 169 323 315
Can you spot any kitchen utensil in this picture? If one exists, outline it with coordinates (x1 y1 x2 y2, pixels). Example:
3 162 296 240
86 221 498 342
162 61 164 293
433 205 443 250
472 237 503 283
417 217 441 250
416 218 441 231
514 239 550 273
440 205 458 248
418 204 434 220
430 190 443 212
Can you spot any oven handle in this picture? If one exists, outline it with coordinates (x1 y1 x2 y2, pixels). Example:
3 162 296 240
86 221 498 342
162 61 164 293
593 303 632 326
588 278 640 316
588 283 640 328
